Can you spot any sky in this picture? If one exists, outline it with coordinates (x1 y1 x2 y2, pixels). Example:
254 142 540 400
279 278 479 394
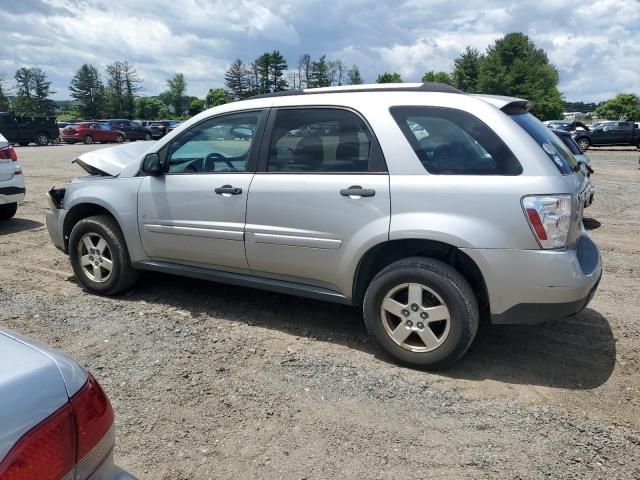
0 0 638 102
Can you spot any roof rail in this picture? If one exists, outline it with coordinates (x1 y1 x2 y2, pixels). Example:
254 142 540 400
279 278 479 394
242 82 462 100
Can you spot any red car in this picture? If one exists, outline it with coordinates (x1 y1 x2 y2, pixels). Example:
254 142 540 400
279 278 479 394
61 122 125 145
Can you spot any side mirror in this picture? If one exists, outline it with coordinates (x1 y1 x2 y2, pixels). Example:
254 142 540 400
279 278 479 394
142 153 164 176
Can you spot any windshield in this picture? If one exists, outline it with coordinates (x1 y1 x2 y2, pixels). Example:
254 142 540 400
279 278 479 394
510 113 579 175
557 134 582 156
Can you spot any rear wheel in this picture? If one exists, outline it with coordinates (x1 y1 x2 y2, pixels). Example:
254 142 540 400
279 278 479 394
83 135 93 144
35 132 50 146
576 138 590 151
363 257 479 369
69 215 139 295
0 203 18 220
144 133 151 141
116 134 125 143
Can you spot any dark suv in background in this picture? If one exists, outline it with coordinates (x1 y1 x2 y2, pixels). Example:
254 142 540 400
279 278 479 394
104 119 152 141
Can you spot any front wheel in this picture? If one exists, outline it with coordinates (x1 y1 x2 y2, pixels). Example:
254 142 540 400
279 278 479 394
576 138 590 151
363 257 479 369
115 135 125 143
69 215 139 295
83 135 94 144
144 133 151 141
0 203 18 220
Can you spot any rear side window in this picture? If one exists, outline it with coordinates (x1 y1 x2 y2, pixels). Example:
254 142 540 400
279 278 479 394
390 106 522 175
266 108 385 173
510 113 578 175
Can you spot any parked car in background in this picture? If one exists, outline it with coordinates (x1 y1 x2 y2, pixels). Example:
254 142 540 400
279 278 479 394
103 119 152 141
45 83 601 369
0 328 135 479
0 111 58 146
553 129 595 207
61 122 125 144
0 134 24 220
544 120 589 132
165 122 181 134
148 120 179 139
573 121 640 151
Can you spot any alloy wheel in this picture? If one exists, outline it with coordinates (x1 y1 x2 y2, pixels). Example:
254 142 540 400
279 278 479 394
380 282 451 352
77 233 113 283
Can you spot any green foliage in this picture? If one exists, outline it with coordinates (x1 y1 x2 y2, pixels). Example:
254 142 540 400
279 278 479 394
69 64 104 119
135 97 169 119
224 59 249 100
56 108 82 121
421 71 453 85
13 67 55 115
105 61 141 118
189 97 205 116
376 72 402 83
452 47 483 92
594 93 640 120
478 33 563 120
0 71 8 109
166 73 188 115
308 55 330 88
348 65 363 85
206 88 229 107
564 100 600 113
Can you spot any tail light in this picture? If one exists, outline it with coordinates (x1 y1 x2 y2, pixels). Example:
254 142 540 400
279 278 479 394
522 195 573 249
0 374 114 480
0 145 21 175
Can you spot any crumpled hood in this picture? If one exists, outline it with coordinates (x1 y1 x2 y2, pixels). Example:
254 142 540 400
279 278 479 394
73 141 155 177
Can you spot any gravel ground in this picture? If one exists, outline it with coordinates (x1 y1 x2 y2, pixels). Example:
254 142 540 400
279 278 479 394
1 143 639 479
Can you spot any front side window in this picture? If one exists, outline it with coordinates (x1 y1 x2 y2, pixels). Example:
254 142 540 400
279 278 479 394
266 108 378 173
167 111 260 174
391 106 522 175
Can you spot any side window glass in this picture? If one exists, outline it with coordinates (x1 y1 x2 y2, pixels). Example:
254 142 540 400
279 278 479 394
167 111 259 174
391 106 522 175
267 108 373 173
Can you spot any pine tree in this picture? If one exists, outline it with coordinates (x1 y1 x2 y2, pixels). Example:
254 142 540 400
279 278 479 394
269 51 288 92
224 59 249 100
308 55 330 88
347 65 363 85
69 64 104 119
452 47 483 92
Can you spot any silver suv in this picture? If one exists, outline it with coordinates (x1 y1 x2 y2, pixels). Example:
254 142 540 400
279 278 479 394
46 83 602 369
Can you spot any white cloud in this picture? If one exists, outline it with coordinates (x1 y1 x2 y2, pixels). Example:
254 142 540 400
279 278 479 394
0 0 638 101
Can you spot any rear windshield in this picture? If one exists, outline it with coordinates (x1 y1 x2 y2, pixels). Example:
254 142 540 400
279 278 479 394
557 134 582 156
510 113 579 175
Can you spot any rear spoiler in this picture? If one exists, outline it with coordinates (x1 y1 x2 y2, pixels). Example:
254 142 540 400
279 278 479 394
500 100 534 115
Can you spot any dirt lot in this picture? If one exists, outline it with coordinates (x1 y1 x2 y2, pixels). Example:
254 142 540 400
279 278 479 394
1 143 639 479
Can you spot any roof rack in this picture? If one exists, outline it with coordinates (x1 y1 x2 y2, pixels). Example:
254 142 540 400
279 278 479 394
243 82 462 100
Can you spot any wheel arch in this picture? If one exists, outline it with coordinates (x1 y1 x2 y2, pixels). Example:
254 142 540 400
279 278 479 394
62 203 118 252
352 238 490 319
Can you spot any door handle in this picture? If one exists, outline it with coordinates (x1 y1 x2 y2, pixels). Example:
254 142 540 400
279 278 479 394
340 185 375 198
215 185 242 195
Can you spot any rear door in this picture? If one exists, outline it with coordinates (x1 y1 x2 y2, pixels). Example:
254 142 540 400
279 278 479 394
245 107 390 295
613 122 634 144
138 110 266 271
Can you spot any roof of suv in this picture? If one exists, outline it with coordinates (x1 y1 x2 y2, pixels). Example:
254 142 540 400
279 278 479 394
246 82 462 100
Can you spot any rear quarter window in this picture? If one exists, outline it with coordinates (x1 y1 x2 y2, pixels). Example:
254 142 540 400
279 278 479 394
390 106 522 175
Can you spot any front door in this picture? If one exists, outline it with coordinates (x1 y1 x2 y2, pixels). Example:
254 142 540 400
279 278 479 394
245 107 390 296
138 110 265 272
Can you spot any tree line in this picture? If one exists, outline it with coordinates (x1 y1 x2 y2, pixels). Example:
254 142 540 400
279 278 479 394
223 51 362 100
0 32 637 122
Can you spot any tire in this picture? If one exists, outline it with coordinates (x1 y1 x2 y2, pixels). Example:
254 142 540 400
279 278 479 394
576 138 590 151
116 135 125 143
0 203 18 220
144 133 151 141
35 132 50 146
363 257 479 369
69 215 139 295
83 135 94 145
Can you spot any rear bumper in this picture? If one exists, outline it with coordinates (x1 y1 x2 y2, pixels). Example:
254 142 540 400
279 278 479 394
462 233 602 325
91 450 137 479
45 206 67 252
0 181 26 205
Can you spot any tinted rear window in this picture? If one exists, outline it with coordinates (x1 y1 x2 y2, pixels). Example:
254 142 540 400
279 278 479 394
510 113 579 175
391 106 522 175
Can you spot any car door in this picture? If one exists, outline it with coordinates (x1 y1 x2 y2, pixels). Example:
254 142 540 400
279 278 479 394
137 110 266 271
245 107 390 296
613 122 634 144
